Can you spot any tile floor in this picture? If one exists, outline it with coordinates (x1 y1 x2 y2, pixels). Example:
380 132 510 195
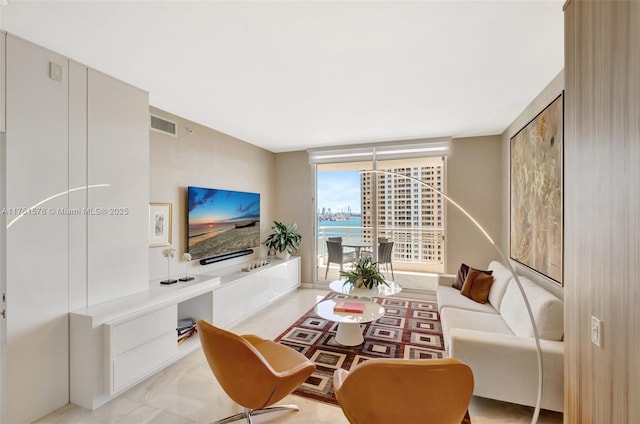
36 288 563 424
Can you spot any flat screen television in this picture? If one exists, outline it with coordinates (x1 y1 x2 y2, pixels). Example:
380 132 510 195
187 186 261 261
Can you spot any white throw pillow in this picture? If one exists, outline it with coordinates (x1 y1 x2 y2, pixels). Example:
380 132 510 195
487 261 514 310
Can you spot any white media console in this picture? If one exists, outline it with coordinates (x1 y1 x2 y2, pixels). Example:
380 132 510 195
69 256 301 410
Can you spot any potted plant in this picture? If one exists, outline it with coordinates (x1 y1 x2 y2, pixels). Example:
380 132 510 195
340 256 389 289
264 221 302 259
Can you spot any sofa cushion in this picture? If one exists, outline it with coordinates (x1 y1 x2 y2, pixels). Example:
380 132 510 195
500 277 564 341
452 263 469 289
437 285 499 314
460 269 494 303
440 307 514 353
487 261 514 310
453 263 493 290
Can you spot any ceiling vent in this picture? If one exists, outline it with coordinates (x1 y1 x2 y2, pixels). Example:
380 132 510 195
150 114 177 137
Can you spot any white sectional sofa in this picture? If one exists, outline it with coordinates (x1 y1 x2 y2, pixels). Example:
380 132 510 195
437 261 564 412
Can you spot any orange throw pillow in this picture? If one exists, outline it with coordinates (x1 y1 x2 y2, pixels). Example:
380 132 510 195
453 263 493 290
460 268 494 303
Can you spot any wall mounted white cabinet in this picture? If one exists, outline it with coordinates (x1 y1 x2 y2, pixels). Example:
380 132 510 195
70 257 300 411
1 33 149 423
86 69 149 305
5 34 71 424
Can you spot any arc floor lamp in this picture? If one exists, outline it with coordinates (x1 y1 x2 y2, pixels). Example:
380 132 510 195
363 170 544 424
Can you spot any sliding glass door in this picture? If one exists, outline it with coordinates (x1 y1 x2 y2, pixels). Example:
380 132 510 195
315 155 446 285
373 157 445 274
316 161 373 282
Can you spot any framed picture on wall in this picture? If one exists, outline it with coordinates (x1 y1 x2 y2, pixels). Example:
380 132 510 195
510 93 564 284
149 203 173 247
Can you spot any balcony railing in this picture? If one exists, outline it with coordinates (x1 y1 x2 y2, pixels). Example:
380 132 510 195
317 225 445 266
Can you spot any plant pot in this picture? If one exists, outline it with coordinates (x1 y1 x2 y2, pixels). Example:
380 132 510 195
276 250 290 260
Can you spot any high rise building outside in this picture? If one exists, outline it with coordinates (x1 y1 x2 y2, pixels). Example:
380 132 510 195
361 157 445 267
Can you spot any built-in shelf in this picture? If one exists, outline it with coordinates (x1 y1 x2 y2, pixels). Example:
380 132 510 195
69 256 300 410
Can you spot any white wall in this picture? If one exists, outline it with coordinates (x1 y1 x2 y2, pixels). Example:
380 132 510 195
2 33 149 423
149 107 276 280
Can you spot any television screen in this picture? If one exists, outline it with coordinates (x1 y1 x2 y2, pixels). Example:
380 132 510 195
187 186 261 260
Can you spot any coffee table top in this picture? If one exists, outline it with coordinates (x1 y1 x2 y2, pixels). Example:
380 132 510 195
329 279 402 298
315 299 385 324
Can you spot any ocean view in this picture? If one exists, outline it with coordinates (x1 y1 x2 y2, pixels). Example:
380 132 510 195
317 215 364 242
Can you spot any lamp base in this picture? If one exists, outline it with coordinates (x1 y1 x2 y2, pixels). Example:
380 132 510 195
160 279 178 285
179 276 195 282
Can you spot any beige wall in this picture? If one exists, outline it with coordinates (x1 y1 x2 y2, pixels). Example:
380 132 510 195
150 79 569 289
500 70 564 299
273 151 314 283
274 140 506 281
445 136 503 273
149 107 276 280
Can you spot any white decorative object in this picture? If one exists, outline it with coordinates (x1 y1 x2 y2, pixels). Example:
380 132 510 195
161 247 177 285
241 260 271 272
179 252 194 282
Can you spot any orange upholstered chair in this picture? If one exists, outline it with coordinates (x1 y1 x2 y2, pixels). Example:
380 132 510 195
333 358 474 424
197 320 316 424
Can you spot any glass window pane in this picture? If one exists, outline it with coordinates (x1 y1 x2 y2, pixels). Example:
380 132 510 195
316 162 373 282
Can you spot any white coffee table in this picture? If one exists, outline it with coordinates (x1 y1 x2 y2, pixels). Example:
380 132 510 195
329 279 402 298
315 299 385 346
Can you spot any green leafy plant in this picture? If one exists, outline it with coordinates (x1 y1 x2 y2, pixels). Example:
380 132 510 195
263 221 302 253
340 256 389 289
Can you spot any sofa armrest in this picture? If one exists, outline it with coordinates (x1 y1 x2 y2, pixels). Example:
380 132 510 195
438 273 456 287
448 328 564 412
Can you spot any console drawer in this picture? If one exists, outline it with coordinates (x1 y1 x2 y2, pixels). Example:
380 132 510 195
109 304 177 357
111 330 177 393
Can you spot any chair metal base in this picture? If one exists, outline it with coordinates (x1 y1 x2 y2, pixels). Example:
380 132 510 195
213 404 300 424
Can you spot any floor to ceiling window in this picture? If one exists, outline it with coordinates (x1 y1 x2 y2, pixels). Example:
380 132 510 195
310 141 448 286
370 157 445 274
315 161 373 282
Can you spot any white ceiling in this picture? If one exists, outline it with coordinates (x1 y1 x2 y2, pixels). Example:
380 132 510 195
0 1 564 153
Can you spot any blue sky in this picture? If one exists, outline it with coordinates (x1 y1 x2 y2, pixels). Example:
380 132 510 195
317 170 361 214
188 187 260 224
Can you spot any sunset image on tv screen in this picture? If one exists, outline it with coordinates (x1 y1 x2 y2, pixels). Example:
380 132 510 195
187 186 260 260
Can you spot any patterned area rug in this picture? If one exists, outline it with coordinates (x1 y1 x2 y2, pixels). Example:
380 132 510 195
275 292 471 423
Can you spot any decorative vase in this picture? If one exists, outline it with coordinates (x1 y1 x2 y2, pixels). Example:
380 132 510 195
276 250 290 260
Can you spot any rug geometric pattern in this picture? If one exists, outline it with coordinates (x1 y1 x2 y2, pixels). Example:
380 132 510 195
274 292 472 423
275 292 444 402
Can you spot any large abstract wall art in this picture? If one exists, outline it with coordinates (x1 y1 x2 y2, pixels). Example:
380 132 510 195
510 94 563 284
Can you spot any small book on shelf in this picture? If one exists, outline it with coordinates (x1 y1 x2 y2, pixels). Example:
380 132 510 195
177 326 195 336
177 317 195 330
177 328 197 345
334 301 365 314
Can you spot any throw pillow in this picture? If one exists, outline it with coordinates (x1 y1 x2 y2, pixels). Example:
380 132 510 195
452 263 470 290
453 263 493 290
460 268 495 303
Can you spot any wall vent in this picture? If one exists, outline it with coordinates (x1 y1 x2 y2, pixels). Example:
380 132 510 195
150 114 177 137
